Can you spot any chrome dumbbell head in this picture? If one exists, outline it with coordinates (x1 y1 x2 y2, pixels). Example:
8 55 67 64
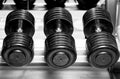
44 7 73 36
2 10 35 66
83 7 113 38
45 32 76 69
44 7 76 69
83 7 119 68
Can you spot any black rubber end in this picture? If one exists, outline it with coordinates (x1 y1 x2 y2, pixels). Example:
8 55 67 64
45 49 76 69
53 52 69 66
44 7 73 36
83 7 113 38
8 49 27 66
44 0 67 7
5 10 35 37
76 0 99 10
1 33 34 67
13 0 36 9
87 32 119 68
88 48 119 68
2 46 33 67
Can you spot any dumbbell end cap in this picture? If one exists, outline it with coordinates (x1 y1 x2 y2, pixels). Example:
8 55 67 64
2 46 33 67
45 49 76 69
8 49 27 66
88 48 119 68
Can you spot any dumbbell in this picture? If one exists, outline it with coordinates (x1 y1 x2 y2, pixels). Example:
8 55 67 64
109 73 120 79
0 0 5 9
44 0 67 8
83 7 119 68
13 0 36 9
75 0 99 10
108 63 120 79
44 7 77 69
1 10 35 66
108 63 120 73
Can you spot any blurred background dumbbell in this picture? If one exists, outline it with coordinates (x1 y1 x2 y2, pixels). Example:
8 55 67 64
0 0 5 9
108 63 120 79
44 7 77 69
44 0 67 9
83 7 119 68
1 10 35 66
13 0 36 9
75 0 99 10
